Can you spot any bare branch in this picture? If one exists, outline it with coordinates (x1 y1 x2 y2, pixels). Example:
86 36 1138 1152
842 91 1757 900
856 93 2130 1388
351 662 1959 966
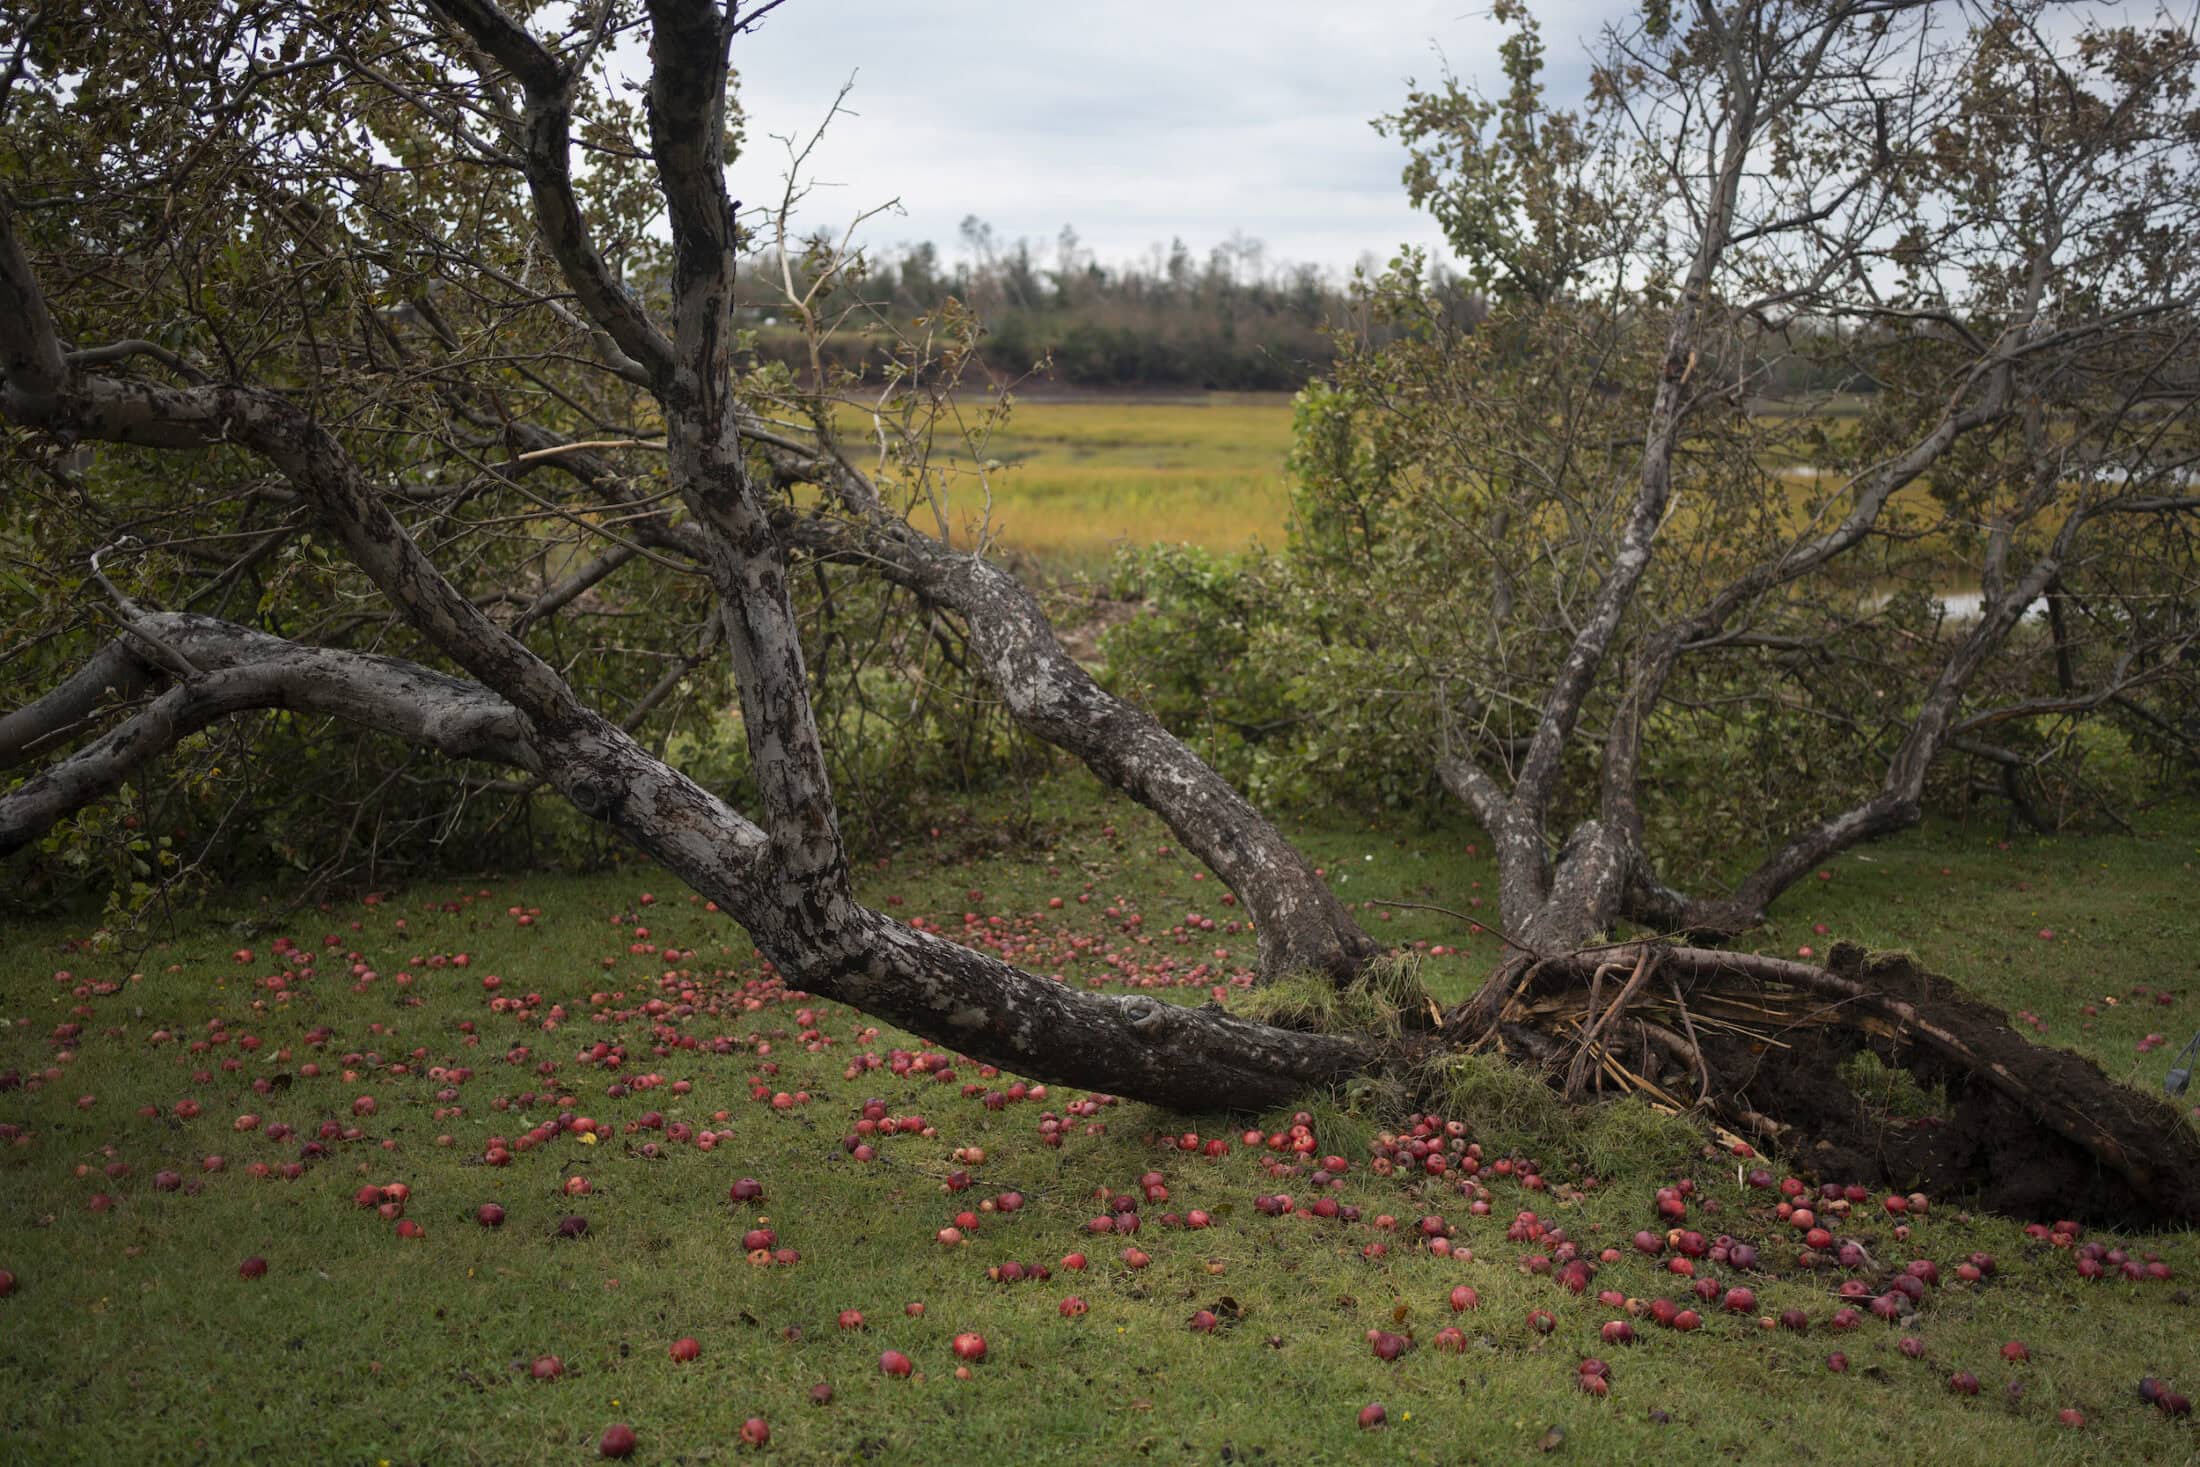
0 620 542 858
423 0 678 386
62 339 212 385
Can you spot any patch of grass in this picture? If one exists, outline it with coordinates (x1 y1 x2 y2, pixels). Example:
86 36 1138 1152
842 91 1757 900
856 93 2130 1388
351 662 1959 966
1229 952 1433 1040
1264 1091 1380 1169
2 774 2197 1463
1415 1050 1569 1158
854 394 1300 571
1574 1097 1717 1183
1841 1051 1952 1121
838 394 2060 579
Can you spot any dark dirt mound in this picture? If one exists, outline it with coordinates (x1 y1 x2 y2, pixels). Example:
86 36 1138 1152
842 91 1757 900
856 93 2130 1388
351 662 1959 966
1450 941 2200 1230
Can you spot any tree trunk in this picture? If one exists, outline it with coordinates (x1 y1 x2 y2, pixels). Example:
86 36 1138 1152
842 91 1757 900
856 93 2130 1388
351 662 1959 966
769 460 1379 984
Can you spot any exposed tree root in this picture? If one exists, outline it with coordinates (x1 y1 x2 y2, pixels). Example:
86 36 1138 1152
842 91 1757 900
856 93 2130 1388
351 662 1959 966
1446 940 2200 1228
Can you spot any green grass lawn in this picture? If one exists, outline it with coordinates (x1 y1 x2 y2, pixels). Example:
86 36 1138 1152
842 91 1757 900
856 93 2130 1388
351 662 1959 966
2 773 2197 1463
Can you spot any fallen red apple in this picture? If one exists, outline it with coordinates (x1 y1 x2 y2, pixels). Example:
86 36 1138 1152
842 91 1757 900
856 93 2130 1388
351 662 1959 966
879 1349 913 1378
237 1256 267 1280
531 1355 564 1380
599 1423 637 1458
669 1337 700 1362
1059 1296 1088 1316
740 1417 768 1447
837 1309 864 1331
477 1203 505 1228
1357 1402 1386 1429
951 1332 987 1362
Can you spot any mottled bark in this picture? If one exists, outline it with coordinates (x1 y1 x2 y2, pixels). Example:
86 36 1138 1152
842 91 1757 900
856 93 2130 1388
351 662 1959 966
0 612 1369 1106
1435 16 1768 953
0 621 541 857
423 0 677 389
0 151 1372 1114
785 506 1380 981
497 412 1378 981
0 640 156 767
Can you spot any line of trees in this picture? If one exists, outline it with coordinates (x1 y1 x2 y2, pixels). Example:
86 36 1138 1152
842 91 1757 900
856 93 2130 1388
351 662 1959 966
733 223 1369 389
739 220 1884 396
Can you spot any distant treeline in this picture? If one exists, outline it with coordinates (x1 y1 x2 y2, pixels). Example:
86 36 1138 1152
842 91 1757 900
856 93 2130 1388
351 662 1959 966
735 222 1358 389
734 219 1872 395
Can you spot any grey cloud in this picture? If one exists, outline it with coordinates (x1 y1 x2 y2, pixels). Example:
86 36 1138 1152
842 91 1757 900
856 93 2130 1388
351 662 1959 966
729 0 1625 272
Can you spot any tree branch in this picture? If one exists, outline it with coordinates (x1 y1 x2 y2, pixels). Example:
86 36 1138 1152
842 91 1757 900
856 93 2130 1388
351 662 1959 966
422 0 678 387
770 464 1380 981
0 640 157 768
0 619 542 858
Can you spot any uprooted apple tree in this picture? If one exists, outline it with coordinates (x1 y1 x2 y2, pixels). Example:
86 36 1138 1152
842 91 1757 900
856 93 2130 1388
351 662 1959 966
2 0 2197 1222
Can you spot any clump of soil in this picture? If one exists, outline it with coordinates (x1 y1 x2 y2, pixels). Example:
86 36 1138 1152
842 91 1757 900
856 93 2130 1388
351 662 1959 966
1451 941 2200 1229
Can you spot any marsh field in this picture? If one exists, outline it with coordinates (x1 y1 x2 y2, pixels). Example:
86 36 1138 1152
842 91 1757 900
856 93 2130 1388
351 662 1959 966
868 391 1997 598
845 392 1303 568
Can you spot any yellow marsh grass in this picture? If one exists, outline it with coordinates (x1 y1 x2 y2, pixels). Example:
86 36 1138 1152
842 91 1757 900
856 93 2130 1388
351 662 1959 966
841 393 1299 565
821 393 2070 571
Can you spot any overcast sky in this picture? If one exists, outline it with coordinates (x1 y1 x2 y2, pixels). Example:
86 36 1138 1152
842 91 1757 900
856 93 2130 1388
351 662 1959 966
728 1 1622 278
